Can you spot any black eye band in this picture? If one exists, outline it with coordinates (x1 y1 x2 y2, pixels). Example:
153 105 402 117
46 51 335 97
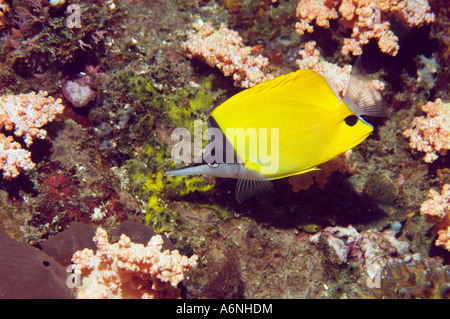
206 116 239 164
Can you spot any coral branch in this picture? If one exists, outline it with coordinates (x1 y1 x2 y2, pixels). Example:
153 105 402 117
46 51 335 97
0 135 35 180
403 99 450 163
72 228 198 299
420 184 450 252
295 0 435 56
0 91 64 179
182 21 274 88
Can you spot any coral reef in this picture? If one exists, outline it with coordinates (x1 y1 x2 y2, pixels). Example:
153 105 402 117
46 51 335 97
420 184 450 252
181 208 355 299
295 0 435 56
111 70 221 232
182 21 274 88
0 0 120 85
350 257 450 298
310 225 411 282
403 99 450 163
0 91 64 179
13 119 145 242
71 228 198 299
0 0 448 301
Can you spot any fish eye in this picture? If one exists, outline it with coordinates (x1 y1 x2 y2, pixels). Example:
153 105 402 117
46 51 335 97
344 115 358 127
207 163 219 168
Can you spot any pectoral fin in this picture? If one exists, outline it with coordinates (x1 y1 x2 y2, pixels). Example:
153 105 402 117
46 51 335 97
235 167 273 203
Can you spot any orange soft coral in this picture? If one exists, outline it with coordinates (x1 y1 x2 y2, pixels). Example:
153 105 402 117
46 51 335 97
182 21 274 88
72 228 198 299
0 0 9 29
420 184 450 252
295 0 435 56
0 91 64 179
403 99 450 163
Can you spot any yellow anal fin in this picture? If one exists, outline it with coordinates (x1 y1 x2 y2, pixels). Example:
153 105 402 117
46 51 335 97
268 166 320 180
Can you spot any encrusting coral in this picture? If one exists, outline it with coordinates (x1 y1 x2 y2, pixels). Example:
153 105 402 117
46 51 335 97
350 257 450 299
310 225 411 283
71 228 198 299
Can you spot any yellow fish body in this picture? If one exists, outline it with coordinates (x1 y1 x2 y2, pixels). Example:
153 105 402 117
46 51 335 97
167 62 386 202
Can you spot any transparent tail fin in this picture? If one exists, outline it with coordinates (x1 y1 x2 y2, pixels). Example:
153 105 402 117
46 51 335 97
343 58 388 118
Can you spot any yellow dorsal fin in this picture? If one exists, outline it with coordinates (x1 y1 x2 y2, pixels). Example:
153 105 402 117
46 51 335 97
212 69 341 120
235 69 336 100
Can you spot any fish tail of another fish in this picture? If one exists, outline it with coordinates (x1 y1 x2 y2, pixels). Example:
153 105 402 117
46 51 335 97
343 58 389 118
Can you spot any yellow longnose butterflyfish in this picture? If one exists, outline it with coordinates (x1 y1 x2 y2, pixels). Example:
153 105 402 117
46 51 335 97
166 60 387 202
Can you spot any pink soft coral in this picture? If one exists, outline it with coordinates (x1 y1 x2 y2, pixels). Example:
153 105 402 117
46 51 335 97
403 99 450 163
420 184 450 252
0 91 64 179
295 0 435 56
72 228 198 299
182 21 274 88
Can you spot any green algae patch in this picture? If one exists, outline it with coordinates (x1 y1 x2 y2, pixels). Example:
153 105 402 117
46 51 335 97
125 136 215 233
118 71 226 232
